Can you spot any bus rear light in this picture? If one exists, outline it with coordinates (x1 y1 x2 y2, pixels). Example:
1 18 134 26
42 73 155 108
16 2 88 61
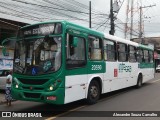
47 96 56 100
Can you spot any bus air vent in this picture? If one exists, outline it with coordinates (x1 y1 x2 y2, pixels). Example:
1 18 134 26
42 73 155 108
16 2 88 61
18 78 48 85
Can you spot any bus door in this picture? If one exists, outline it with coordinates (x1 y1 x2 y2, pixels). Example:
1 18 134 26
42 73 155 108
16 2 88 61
65 31 88 103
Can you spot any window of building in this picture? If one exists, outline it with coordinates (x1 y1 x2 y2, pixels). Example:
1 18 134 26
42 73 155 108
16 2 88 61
103 39 116 61
88 36 102 60
117 43 128 62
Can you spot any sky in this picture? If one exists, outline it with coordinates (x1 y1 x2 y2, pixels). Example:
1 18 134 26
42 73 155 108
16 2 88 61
82 0 160 38
0 0 160 39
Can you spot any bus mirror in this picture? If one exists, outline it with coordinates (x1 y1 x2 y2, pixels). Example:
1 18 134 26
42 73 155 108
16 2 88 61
72 37 78 47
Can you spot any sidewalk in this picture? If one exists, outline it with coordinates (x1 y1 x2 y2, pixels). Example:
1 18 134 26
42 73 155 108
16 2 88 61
0 92 6 104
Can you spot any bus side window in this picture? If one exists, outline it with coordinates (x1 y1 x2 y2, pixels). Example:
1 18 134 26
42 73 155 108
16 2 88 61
103 39 116 61
144 50 149 63
66 34 86 69
137 48 144 63
117 42 128 62
149 51 153 63
128 45 137 62
88 36 102 60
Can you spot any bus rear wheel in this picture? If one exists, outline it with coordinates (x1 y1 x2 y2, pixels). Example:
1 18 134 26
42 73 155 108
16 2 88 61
136 75 143 88
86 80 100 104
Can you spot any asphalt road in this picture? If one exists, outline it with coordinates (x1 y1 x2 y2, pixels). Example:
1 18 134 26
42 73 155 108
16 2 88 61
1 73 160 120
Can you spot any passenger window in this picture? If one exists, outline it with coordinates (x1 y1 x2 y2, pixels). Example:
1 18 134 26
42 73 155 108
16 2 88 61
66 34 86 69
103 39 116 61
144 50 149 63
137 49 143 62
88 36 102 60
117 43 128 62
129 46 137 62
149 51 153 63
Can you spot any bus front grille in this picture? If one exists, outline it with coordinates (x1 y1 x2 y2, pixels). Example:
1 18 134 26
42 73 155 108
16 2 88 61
24 92 41 98
18 78 48 85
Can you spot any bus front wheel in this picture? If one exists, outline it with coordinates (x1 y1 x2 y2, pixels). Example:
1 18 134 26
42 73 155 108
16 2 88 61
86 80 100 104
136 74 143 88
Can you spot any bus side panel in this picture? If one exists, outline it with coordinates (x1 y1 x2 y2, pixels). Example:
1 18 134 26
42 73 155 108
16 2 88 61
129 63 139 86
103 62 140 93
64 73 87 104
103 62 130 93
139 63 155 83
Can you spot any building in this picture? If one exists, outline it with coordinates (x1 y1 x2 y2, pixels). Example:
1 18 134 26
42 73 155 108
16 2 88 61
0 18 27 69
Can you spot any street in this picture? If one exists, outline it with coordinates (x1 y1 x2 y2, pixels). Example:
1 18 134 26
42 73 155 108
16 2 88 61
0 73 160 120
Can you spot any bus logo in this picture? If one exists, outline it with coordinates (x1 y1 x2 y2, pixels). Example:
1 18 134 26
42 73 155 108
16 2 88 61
119 63 132 73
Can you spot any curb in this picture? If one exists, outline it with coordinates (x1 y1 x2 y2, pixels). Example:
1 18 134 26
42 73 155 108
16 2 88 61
0 99 17 105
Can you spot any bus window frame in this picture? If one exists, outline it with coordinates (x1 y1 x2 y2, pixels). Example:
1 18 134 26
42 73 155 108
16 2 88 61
88 35 103 61
143 49 149 63
66 33 87 70
128 45 137 63
117 42 128 62
149 50 154 63
137 48 144 63
103 38 117 61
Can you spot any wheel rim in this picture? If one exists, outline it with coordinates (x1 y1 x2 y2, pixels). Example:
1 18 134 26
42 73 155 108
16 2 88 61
90 86 98 98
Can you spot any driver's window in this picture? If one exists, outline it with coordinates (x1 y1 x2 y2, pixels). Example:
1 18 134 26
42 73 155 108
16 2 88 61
66 34 86 69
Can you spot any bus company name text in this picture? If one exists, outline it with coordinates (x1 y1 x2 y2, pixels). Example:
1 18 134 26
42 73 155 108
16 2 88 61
119 63 132 73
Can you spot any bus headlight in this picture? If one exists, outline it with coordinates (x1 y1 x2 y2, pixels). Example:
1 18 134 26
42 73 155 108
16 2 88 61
16 84 19 88
49 86 53 91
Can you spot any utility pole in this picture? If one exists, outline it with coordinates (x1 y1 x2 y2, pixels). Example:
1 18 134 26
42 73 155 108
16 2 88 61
89 1 91 28
130 0 134 40
109 0 115 35
139 4 156 44
124 0 129 39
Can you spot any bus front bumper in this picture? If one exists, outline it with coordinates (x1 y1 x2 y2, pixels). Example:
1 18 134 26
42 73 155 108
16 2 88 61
11 87 65 105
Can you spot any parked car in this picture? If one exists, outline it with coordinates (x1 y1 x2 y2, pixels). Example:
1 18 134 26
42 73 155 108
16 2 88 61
156 65 160 73
0 69 11 90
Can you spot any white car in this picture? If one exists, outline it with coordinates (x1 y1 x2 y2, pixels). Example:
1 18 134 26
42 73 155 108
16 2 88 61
0 69 11 90
156 65 160 73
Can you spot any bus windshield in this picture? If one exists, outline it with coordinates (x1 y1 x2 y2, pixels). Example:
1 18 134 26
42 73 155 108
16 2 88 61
14 36 61 75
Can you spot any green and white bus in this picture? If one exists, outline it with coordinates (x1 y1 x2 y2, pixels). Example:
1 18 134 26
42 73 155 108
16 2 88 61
11 21 154 104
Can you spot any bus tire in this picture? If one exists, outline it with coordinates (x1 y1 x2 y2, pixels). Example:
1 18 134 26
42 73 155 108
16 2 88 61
86 80 100 104
136 74 143 88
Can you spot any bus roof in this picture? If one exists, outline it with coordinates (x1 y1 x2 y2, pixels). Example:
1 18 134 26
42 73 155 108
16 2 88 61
20 20 153 50
104 33 139 47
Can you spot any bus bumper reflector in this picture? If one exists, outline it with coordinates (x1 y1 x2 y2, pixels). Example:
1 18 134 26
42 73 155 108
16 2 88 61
47 96 56 100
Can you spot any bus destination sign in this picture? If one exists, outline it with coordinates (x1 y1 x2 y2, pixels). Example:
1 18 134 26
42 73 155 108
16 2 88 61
20 23 55 37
